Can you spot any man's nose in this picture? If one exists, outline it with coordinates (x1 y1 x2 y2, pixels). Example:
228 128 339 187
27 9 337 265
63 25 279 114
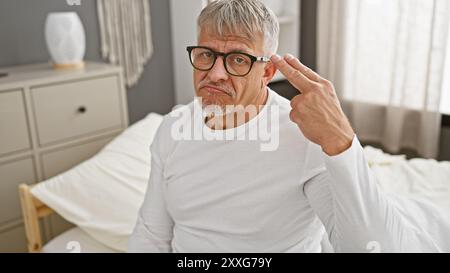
208 57 229 82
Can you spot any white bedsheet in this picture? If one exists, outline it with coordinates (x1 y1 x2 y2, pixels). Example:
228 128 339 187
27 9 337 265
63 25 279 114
364 146 450 252
364 146 450 214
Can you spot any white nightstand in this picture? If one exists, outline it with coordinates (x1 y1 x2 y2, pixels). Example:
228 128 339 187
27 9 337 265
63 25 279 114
0 62 129 252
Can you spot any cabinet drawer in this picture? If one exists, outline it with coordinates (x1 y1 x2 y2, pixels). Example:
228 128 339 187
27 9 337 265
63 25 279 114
41 136 114 179
31 76 123 146
0 158 36 225
0 90 31 156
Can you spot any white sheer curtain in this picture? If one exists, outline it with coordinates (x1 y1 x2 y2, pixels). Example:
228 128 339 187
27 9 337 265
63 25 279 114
97 0 153 87
317 0 450 158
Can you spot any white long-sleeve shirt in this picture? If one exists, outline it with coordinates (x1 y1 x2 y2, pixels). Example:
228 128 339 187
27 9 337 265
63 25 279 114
128 88 441 253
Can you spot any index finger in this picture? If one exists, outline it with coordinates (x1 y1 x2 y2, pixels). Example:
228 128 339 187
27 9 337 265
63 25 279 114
284 54 323 83
270 54 316 93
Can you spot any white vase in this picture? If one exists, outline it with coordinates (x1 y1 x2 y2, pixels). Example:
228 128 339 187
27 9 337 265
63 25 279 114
45 12 86 68
261 0 284 16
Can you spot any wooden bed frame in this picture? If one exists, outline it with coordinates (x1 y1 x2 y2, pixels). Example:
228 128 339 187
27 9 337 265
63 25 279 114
18 184 55 253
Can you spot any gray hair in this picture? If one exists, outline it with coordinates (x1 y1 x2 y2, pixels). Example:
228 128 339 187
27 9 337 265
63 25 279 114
197 0 280 55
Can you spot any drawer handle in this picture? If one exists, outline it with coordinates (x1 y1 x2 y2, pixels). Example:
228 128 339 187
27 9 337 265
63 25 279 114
77 106 87 114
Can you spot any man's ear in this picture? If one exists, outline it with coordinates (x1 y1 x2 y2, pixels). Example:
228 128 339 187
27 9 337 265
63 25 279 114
262 61 277 86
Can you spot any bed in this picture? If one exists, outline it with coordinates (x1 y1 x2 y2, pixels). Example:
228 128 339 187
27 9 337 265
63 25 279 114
18 113 450 253
19 112 164 253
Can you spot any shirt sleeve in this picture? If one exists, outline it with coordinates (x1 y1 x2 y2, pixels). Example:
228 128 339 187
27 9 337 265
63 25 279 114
303 136 441 252
127 139 174 253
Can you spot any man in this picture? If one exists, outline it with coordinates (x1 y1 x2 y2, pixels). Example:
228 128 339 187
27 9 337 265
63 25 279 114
128 0 440 252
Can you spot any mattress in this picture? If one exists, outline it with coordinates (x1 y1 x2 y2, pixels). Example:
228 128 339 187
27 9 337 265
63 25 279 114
41 227 118 253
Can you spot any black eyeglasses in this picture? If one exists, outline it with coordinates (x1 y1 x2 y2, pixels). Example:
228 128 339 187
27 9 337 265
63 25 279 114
186 46 270 77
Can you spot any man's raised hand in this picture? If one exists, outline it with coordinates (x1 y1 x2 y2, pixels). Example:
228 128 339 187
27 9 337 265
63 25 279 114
270 54 355 156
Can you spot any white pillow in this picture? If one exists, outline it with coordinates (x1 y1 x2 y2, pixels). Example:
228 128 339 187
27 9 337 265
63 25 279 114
31 113 163 252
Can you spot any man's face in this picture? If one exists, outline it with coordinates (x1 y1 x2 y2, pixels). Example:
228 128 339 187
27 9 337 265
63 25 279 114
193 28 276 111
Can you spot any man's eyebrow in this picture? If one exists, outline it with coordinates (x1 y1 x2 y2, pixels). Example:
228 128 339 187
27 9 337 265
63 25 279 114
198 43 255 54
227 47 253 54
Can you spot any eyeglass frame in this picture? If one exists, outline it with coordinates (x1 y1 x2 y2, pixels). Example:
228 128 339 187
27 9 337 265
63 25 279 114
186 46 270 77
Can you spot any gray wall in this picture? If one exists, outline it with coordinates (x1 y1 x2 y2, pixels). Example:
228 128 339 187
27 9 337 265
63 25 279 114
0 0 175 124
440 128 450 160
300 0 317 71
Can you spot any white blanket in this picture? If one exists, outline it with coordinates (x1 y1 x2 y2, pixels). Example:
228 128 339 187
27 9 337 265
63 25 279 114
364 146 450 251
364 146 450 214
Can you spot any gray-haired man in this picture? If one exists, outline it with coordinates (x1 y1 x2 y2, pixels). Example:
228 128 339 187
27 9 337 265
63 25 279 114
128 0 442 253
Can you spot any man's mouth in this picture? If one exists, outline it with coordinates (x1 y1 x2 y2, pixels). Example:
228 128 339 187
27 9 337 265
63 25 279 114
202 85 229 95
